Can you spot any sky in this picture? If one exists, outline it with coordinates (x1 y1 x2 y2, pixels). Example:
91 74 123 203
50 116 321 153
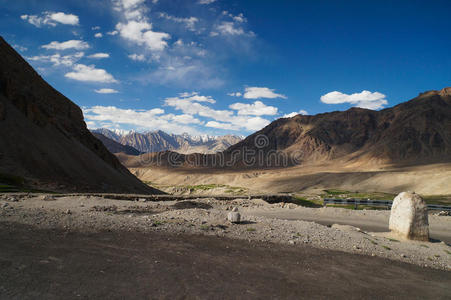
1 0 450 136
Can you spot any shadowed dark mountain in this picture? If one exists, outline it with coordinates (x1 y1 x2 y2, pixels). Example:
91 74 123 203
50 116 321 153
92 133 142 156
0 36 161 193
121 88 451 169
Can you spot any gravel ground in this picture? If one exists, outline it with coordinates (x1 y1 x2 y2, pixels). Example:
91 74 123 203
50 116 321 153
1 194 450 271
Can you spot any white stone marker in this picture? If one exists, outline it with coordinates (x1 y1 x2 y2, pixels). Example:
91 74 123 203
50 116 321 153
227 207 241 223
389 192 429 241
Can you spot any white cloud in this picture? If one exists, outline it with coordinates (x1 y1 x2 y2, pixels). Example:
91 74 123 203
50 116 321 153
164 92 272 131
21 12 79 27
320 90 388 110
42 40 89 50
65 64 118 83
94 32 103 38
95 88 119 94
107 30 118 35
83 105 202 135
27 52 84 67
216 22 245 36
159 12 198 31
12 44 28 52
92 26 101 30
128 53 146 61
116 20 170 51
243 87 287 99
233 13 246 23
227 92 242 97
229 101 278 116
87 53 110 59
282 110 309 118
198 0 216 4
113 0 170 52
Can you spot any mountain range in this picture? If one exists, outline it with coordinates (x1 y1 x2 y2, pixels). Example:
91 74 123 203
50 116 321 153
121 87 451 169
0 36 160 193
91 128 243 155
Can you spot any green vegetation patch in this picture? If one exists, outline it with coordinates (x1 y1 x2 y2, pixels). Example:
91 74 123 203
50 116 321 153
291 196 323 208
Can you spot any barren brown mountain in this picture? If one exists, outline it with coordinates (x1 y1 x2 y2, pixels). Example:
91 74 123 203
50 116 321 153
124 87 451 169
0 37 161 193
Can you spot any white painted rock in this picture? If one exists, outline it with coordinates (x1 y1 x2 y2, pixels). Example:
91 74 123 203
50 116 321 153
227 211 241 223
389 192 429 241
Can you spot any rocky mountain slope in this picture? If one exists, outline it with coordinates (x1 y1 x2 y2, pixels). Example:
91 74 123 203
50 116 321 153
92 133 142 156
0 36 160 193
91 128 243 154
122 88 451 169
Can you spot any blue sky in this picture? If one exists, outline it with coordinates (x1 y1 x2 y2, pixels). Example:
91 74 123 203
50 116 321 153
1 0 450 135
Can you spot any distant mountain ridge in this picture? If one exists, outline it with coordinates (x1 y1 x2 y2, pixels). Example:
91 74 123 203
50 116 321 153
91 128 244 154
121 87 451 169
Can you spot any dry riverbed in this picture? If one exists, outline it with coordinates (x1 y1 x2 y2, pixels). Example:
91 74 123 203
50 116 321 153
1 193 450 271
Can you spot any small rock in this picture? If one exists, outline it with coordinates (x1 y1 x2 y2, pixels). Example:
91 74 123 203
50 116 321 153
288 240 296 245
232 207 239 212
401 254 407 258
65 209 72 215
1 203 8 208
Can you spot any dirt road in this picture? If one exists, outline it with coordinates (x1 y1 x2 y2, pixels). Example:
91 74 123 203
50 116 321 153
0 222 450 299
245 208 451 243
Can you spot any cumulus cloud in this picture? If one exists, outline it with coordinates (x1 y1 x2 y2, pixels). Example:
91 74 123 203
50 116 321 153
159 12 198 31
243 87 287 99
198 0 216 4
164 92 272 131
21 12 79 27
65 64 118 83
113 0 170 52
94 32 103 38
87 53 110 59
116 20 170 51
42 40 89 50
282 110 309 118
216 22 245 36
128 53 146 61
320 90 388 110
228 92 242 97
95 88 119 94
229 101 278 116
83 105 202 135
27 52 84 67
107 30 118 35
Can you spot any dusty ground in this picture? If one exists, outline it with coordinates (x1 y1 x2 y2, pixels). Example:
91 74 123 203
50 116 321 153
1 222 450 299
1 194 450 271
129 162 451 196
1 193 450 298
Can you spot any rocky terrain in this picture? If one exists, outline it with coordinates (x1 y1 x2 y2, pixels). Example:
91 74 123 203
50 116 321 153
1 193 450 271
0 37 160 194
91 128 243 154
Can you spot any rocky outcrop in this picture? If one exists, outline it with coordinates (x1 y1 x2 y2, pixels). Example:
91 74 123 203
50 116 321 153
0 36 161 194
389 192 429 241
92 133 142 156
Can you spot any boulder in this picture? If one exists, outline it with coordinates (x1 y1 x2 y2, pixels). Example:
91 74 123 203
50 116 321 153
227 207 241 223
389 192 429 241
